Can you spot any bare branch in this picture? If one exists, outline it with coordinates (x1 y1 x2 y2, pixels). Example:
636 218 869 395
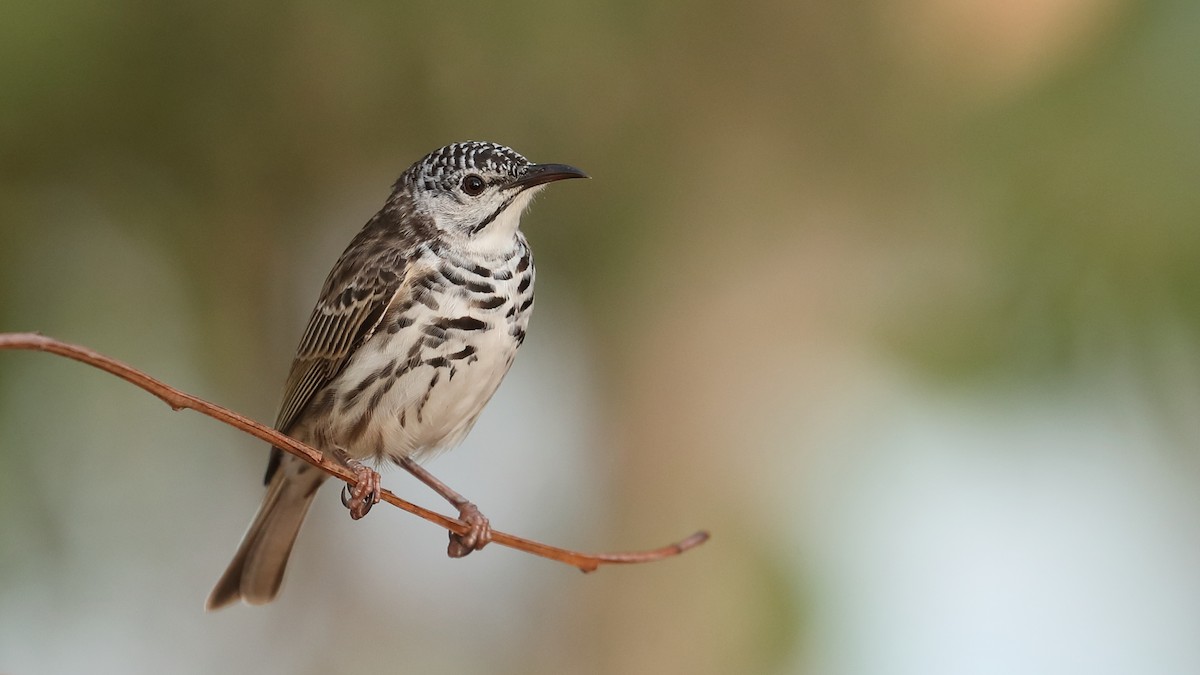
0 332 709 571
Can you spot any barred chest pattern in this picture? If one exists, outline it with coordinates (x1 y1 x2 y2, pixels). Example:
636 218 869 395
294 236 535 463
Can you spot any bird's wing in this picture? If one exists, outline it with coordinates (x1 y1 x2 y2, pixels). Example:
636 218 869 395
259 233 413 486
274 252 409 435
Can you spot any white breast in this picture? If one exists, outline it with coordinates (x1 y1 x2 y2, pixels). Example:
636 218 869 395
317 241 533 464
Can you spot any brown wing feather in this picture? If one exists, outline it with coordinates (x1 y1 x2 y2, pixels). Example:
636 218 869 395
261 260 409 485
262 198 435 485
275 260 407 434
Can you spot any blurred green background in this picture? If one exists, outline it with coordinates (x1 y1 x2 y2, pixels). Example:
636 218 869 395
3 1 1199 673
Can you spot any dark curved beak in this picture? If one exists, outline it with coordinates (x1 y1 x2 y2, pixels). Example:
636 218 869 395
510 163 589 190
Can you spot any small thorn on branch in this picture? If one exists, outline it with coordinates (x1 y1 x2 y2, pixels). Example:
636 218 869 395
0 331 710 571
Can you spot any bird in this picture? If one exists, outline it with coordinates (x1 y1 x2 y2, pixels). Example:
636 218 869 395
206 141 587 610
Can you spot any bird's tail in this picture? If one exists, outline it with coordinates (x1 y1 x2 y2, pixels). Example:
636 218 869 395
206 456 325 611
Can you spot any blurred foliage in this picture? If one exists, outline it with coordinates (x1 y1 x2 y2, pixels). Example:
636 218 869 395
894 0 1200 383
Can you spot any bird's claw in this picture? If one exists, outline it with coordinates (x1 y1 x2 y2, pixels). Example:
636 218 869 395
448 502 491 558
340 464 381 520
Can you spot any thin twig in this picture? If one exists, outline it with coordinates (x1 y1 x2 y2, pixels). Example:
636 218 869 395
0 331 708 571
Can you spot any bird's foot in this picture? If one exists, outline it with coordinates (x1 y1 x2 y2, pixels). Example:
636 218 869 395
447 502 491 558
340 462 381 520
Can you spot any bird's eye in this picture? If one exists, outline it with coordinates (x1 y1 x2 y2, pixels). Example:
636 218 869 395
461 174 485 196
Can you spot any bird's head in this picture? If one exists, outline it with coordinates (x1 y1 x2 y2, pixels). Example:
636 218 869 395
399 141 586 250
